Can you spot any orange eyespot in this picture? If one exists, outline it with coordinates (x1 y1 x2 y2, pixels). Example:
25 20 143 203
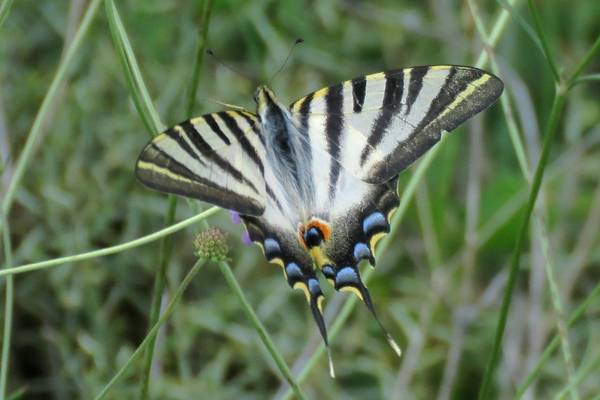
307 218 331 241
298 217 331 249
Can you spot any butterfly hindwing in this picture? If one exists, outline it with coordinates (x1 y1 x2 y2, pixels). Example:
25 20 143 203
290 65 503 184
136 111 266 215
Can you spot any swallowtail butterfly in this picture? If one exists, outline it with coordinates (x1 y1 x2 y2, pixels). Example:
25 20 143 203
136 65 503 375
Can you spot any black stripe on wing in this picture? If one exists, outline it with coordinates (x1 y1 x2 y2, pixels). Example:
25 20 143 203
324 84 344 200
404 66 428 116
359 71 404 166
164 127 207 167
351 76 366 113
202 114 231 145
218 112 264 173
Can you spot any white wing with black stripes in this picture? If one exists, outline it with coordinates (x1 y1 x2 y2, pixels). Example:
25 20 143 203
136 110 267 216
289 65 504 184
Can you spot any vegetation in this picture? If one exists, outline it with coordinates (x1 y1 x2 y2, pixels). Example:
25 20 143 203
0 0 599 399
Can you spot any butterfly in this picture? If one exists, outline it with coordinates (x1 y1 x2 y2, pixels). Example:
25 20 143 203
135 65 503 376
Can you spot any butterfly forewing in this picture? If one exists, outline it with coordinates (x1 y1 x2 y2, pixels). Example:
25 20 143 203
136 110 267 215
290 65 503 184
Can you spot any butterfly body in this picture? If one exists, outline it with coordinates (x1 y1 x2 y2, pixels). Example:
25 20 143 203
136 65 503 371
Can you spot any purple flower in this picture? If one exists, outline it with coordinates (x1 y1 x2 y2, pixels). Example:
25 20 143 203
241 231 252 245
229 210 241 225
229 210 252 245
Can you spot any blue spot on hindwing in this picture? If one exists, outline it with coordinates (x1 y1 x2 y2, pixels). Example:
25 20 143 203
321 265 335 280
353 242 371 262
362 212 387 235
308 278 321 295
336 266 359 286
285 263 303 281
264 238 281 257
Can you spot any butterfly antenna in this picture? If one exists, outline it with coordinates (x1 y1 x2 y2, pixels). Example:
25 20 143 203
267 38 304 87
360 286 402 357
206 49 259 83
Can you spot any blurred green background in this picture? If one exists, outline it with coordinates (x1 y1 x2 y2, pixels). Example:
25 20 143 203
1 0 599 399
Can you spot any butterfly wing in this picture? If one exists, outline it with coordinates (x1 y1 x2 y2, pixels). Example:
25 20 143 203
286 66 502 353
136 110 266 216
290 65 503 184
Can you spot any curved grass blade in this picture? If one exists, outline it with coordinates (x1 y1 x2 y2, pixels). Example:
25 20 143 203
105 0 163 135
0 0 103 223
0 0 15 30
0 207 220 278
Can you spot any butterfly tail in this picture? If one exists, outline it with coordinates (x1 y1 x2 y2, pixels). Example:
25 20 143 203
308 289 336 378
331 264 402 357
288 267 336 378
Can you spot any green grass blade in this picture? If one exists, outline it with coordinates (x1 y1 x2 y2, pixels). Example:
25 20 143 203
568 34 600 86
0 214 14 398
570 73 600 88
480 31 600 398
526 0 560 82
467 0 529 179
475 0 519 68
0 207 220 278
468 2 578 397
185 0 214 117
494 0 546 64
0 0 15 30
105 0 163 135
139 196 177 400
478 90 567 400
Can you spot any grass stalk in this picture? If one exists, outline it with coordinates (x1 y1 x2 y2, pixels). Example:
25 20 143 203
184 0 214 117
475 0 519 68
467 0 529 179
478 89 567 399
535 218 579 399
480 28 600 398
527 0 560 81
94 259 206 400
217 261 306 400
104 0 163 134
0 207 220 278
568 34 600 86
0 0 14 30
0 214 14 399
139 196 177 400
469 2 578 397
